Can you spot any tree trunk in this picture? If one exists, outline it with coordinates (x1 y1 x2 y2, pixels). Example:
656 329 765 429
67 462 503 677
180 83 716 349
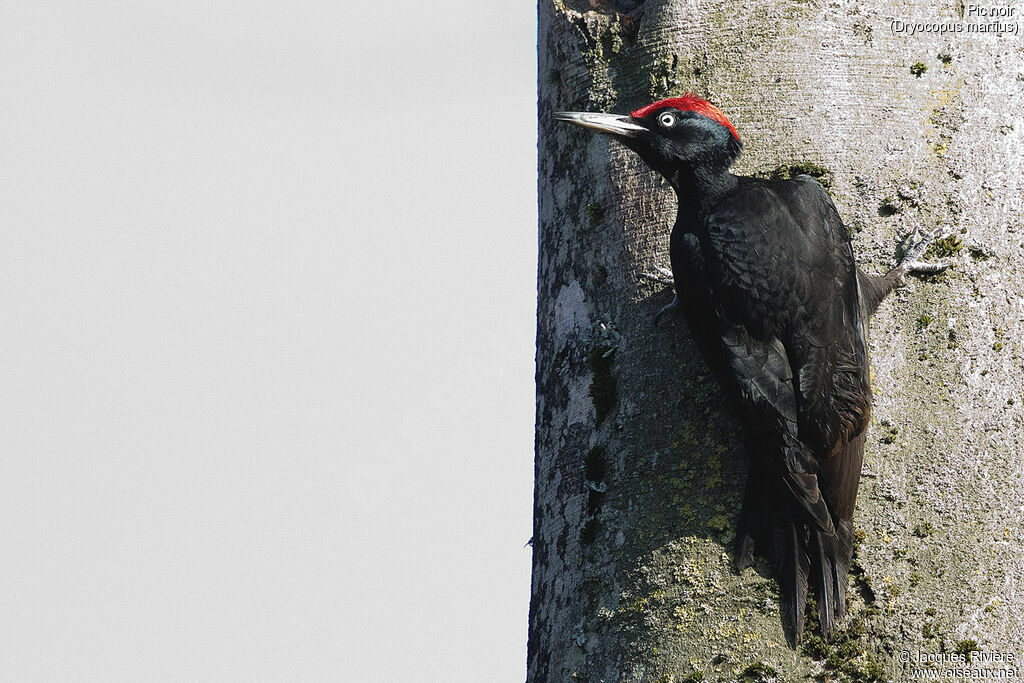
530 0 1024 680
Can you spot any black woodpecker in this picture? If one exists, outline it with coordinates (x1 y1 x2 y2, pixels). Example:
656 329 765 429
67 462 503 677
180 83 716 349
555 96 951 645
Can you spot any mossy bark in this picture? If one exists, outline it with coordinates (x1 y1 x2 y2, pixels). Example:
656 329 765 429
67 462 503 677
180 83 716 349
531 0 1024 680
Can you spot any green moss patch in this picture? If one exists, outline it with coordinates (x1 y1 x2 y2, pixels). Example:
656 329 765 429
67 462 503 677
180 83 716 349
955 639 979 661
759 161 834 188
925 233 962 258
803 604 887 682
913 521 936 537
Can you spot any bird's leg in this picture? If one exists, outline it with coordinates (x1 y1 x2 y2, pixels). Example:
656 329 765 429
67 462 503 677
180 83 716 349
641 266 681 326
861 226 958 317
892 226 956 287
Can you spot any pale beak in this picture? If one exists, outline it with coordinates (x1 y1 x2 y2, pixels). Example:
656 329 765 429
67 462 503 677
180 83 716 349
553 111 646 137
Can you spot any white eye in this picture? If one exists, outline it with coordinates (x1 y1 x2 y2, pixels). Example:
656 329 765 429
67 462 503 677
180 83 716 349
658 112 675 127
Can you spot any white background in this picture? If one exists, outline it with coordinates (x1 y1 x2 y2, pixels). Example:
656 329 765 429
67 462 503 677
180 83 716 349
0 2 536 680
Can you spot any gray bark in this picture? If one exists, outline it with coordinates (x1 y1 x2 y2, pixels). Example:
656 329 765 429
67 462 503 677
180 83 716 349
531 0 1024 680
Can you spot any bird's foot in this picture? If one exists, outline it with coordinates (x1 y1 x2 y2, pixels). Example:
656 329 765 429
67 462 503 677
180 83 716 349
641 265 679 326
895 227 955 286
640 265 674 286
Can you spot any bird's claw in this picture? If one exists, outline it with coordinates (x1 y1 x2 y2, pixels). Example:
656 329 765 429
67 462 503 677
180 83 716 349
896 226 955 284
641 265 674 286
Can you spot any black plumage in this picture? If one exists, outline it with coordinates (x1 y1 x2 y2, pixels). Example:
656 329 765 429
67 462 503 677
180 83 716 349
555 96 946 645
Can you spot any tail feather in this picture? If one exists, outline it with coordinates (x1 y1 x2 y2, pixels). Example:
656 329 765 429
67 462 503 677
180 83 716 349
814 520 854 639
813 529 837 639
774 516 810 645
771 511 854 645
734 456 771 572
736 431 860 646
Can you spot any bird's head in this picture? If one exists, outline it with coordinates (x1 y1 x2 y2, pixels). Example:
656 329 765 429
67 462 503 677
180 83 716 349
555 95 742 183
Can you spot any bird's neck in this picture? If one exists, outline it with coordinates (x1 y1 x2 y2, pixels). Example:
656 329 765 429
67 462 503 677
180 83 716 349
669 162 737 215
